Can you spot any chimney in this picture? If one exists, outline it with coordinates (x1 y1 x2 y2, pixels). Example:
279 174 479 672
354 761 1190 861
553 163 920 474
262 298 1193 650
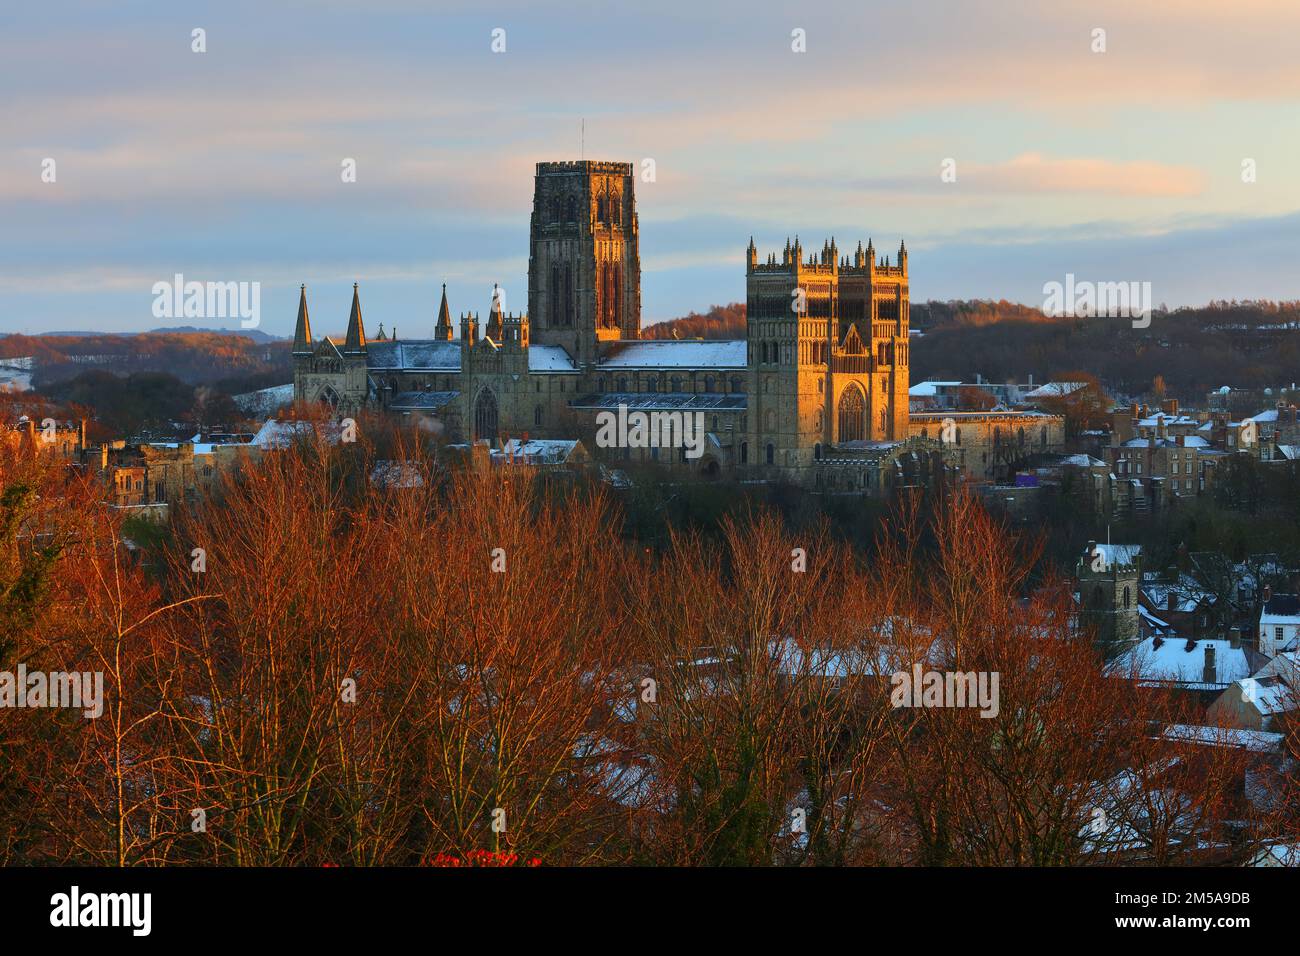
1167 590 1177 613
1203 644 1217 685
1262 584 1272 606
1176 434 1184 447
1229 626 1242 649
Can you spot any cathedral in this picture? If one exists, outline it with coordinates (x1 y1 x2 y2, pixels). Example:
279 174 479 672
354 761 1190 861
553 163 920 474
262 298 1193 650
291 159 961 491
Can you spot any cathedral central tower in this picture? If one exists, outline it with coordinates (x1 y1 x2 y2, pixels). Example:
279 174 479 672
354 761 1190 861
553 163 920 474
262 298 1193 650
527 161 641 364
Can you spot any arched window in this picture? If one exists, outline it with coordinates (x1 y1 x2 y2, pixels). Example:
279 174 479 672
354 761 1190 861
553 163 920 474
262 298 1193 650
730 376 743 393
616 376 628 392
711 415 718 432
319 385 341 408
814 443 822 460
766 443 775 465
704 376 715 393
761 342 769 364
534 404 543 427
474 388 499 441
647 378 657 392
1041 426 1048 448
1018 427 1026 446
670 376 683 392
838 385 865 443
565 195 577 221
741 441 748 464
1092 586 1104 609
993 427 1001 446
597 376 606 392
1123 586 1131 609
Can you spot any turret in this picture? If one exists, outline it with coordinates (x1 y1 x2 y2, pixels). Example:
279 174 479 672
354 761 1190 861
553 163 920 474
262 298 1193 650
460 311 478 345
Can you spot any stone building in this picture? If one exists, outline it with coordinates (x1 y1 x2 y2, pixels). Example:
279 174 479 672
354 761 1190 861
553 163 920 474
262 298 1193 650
290 159 961 490
1077 541 1142 652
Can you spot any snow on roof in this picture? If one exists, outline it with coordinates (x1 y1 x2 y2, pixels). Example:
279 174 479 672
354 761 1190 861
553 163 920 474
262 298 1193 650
597 340 747 369
496 438 581 465
1141 580 1211 614
1249 843 1300 866
1261 593 1300 622
908 380 961 397
1025 381 1086 398
1061 454 1106 467
1109 636 1253 689
1137 605 1171 630
528 344 578 373
389 390 458 411
570 392 746 412
250 418 342 449
365 340 461 371
1090 543 1141 568
1235 674 1297 716
234 383 295 415
1161 724 1283 753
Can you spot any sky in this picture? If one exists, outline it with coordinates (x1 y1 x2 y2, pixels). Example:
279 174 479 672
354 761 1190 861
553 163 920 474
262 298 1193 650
3 0 1300 337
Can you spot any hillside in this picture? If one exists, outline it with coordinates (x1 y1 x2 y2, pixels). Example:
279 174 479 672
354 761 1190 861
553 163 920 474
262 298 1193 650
0 332 292 389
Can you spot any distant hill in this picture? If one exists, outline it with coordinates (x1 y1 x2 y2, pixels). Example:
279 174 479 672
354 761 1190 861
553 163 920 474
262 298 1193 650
644 298 1300 402
910 299 1300 401
643 303 745 340
0 331 291 389
15 326 285 343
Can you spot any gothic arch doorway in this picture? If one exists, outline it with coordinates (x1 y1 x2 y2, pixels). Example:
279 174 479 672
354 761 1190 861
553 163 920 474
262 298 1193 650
474 388 499 441
837 384 865 443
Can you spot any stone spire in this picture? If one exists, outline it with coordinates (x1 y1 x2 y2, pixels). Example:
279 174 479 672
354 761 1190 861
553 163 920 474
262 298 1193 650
485 283 504 341
434 283 453 341
343 283 367 354
292 284 313 354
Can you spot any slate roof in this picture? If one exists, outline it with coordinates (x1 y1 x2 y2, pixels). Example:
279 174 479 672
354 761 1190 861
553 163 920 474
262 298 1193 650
597 340 747 369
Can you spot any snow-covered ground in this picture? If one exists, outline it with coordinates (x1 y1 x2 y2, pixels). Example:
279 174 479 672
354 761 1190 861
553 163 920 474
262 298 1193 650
0 360 33 392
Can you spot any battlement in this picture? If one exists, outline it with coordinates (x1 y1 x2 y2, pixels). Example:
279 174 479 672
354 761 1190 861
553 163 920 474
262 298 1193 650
747 236 907 276
535 160 633 177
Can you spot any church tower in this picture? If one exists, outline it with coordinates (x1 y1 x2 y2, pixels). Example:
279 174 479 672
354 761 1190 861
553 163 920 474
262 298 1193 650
527 161 641 365
745 236 910 480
